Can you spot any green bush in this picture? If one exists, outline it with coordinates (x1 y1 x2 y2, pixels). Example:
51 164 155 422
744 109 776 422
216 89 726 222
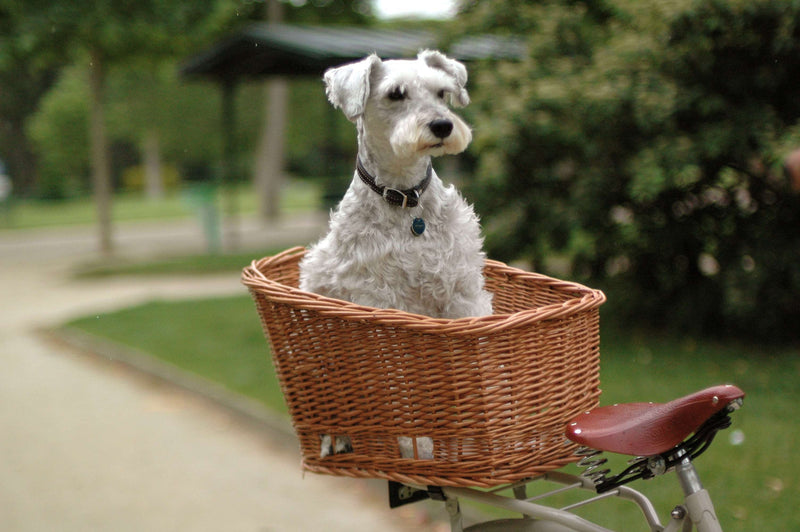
461 0 800 341
26 65 90 199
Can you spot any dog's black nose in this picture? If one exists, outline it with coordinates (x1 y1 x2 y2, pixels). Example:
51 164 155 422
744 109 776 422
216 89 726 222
429 119 453 139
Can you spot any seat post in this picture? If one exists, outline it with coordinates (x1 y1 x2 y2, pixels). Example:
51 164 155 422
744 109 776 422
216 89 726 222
674 453 723 532
675 453 704 496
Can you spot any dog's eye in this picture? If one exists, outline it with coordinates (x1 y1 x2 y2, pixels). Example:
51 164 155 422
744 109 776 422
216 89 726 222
388 87 406 101
437 89 446 100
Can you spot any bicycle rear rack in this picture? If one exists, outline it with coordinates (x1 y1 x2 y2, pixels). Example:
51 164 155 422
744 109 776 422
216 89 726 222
391 471 663 532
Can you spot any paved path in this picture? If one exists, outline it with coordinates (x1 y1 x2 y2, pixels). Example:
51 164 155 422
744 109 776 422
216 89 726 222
0 214 444 531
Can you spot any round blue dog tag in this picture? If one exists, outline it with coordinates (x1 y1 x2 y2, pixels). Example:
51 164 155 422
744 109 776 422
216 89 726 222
411 217 426 236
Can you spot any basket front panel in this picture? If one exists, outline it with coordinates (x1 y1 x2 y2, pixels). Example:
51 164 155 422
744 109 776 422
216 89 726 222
261 305 600 485
271 317 500 468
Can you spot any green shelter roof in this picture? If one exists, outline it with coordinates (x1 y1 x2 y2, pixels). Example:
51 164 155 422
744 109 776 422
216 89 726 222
181 23 525 81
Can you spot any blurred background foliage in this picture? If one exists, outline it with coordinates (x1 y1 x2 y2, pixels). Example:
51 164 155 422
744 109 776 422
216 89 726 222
2 0 800 342
0 0 366 200
456 0 800 342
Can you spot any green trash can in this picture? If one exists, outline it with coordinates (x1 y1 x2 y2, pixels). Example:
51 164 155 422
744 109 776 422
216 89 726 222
184 183 221 254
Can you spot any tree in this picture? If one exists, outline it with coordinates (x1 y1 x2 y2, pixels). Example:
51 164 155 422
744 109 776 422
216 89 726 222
0 2 61 196
7 0 224 254
459 0 800 340
106 60 224 197
253 0 289 223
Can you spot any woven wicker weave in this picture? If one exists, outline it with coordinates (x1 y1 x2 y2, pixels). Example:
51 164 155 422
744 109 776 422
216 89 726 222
242 247 605 487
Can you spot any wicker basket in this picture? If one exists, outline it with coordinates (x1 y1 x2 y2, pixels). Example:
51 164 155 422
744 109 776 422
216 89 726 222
242 247 605 487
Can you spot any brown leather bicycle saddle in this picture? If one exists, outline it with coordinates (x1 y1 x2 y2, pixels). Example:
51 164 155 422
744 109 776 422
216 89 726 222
565 384 745 456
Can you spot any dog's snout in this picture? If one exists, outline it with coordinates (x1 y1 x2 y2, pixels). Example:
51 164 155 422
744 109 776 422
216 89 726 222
429 119 453 139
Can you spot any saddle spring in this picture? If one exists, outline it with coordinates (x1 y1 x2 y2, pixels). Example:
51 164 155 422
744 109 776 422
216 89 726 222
575 447 611 484
576 446 655 493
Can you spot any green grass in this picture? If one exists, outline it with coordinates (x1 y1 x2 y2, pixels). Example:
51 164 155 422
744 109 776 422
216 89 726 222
0 179 321 230
63 298 799 531
66 295 289 414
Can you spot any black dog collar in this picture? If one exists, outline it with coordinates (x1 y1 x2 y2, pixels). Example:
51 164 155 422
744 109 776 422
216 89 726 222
356 157 432 208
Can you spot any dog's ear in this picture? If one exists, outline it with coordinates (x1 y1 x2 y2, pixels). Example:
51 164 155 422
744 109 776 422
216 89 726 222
323 54 382 122
418 50 470 107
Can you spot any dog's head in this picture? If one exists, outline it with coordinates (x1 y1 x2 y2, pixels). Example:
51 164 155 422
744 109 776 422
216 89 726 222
323 50 472 160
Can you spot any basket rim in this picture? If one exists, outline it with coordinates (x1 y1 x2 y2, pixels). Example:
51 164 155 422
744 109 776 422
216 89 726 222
241 246 606 336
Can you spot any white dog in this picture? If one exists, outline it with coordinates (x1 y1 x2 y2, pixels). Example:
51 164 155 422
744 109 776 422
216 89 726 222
299 50 493 458
300 50 492 318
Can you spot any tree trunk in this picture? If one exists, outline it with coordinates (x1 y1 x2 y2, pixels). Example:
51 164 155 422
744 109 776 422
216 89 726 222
253 0 287 221
143 130 164 200
254 79 288 221
88 49 113 255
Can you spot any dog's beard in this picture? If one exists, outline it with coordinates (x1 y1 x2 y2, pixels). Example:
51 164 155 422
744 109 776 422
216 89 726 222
390 115 472 159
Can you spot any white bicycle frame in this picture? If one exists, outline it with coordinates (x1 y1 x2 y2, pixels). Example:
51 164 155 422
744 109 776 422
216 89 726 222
431 455 722 532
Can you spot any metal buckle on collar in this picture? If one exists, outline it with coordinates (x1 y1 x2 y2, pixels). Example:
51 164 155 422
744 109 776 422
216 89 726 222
383 187 418 208
383 187 407 208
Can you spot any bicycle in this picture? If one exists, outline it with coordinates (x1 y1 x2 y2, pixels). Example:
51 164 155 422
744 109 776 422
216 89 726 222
387 384 744 532
242 249 745 532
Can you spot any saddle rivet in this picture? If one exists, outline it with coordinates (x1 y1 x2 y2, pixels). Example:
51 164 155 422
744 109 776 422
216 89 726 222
712 396 719 405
